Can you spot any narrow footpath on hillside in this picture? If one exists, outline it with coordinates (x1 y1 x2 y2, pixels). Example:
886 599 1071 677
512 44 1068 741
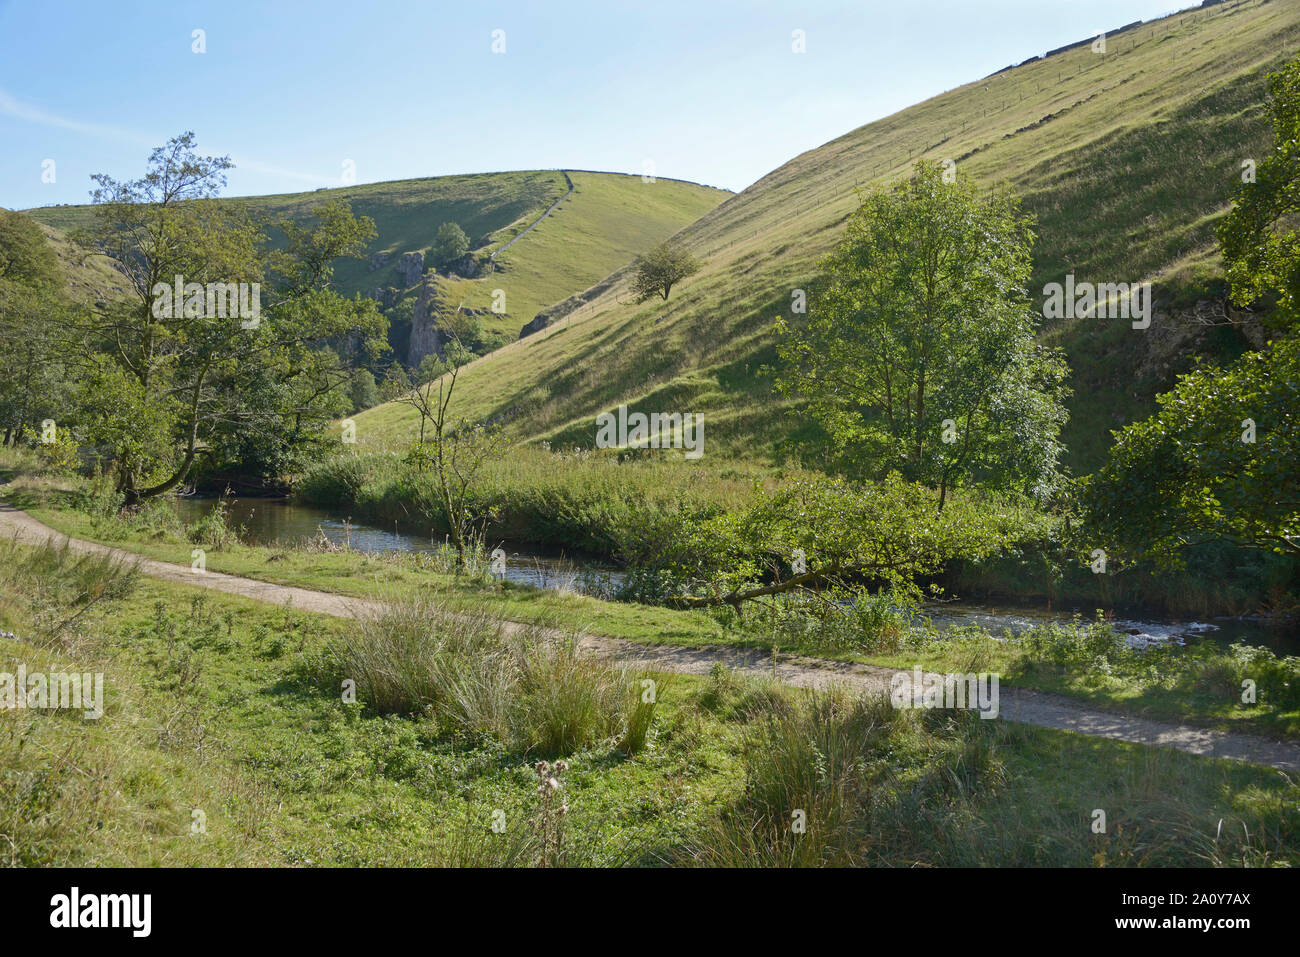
488 170 575 267
2 502 1297 772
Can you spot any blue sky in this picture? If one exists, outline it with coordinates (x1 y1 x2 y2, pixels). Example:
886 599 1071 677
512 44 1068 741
1 0 1199 209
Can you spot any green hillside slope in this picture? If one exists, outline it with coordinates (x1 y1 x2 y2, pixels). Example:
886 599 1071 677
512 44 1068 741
439 170 732 337
25 169 729 343
353 0 1299 474
35 221 131 304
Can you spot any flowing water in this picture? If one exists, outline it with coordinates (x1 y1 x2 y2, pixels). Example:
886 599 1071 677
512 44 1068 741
173 497 1296 653
172 496 625 595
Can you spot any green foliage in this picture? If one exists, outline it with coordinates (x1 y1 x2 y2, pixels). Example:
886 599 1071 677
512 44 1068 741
348 367 379 413
629 239 701 302
777 161 1068 502
0 212 72 443
714 587 918 654
19 425 81 473
655 473 1020 608
69 133 387 500
75 355 179 489
378 363 411 402
0 209 61 289
429 221 470 269
1082 335 1300 564
1219 52 1300 329
296 445 747 568
186 498 242 549
321 595 653 757
295 451 374 503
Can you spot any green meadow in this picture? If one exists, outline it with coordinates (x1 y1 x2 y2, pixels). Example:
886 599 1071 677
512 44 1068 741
2 535 1296 868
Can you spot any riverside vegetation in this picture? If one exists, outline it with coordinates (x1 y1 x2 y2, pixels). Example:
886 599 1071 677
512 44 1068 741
5 447 1299 741
3 3 1300 869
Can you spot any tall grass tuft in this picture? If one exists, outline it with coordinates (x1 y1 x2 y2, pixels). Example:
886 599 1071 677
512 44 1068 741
325 594 657 756
0 538 138 649
683 685 905 866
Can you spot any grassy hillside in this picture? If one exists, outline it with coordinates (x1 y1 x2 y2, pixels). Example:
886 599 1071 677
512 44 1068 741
32 221 131 304
25 169 729 343
353 0 1299 474
439 171 731 336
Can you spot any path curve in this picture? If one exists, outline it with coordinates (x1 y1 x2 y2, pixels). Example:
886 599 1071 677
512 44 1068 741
2 502 1298 772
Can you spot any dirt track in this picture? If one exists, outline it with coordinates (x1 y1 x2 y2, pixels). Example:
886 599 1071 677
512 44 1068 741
3 502 1297 772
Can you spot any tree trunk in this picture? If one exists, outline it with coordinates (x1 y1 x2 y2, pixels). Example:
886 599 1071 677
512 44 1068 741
667 561 845 609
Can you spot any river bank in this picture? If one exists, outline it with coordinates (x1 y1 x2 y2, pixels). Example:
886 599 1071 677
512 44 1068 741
5 462 1298 742
293 447 1300 623
178 494 1299 655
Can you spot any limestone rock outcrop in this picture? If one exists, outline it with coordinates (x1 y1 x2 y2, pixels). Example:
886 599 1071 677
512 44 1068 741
396 251 424 287
407 276 444 367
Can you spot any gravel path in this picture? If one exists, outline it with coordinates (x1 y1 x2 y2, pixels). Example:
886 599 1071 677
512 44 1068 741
3 502 1297 771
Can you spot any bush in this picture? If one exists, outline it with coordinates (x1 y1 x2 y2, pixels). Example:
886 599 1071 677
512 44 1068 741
20 425 80 473
348 369 379 413
186 499 242 549
297 453 379 506
712 587 917 654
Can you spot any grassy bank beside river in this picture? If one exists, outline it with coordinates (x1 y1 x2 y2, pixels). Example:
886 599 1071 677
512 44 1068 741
4 451 1298 741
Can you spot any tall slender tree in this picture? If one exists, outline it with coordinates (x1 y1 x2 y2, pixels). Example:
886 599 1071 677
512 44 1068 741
777 161 1068 506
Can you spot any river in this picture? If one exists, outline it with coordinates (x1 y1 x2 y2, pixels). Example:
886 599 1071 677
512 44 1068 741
173 496 625 595
173 497 1297 654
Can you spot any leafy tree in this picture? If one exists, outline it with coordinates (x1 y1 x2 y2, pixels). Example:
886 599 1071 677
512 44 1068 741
1086 55 1300 564
1218 53 1300 330
0 211 70 444
776 161 1068 506
665 473 1014 611
1082 336 1299 562
430 222 469 269
379 363 411 401
348 368 379 412
630 240 700 302
72 132 386 502
0 209 61 288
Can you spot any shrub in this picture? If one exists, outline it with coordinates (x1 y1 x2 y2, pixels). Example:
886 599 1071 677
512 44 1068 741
713 587 917 654
20 424 81 473
186 499 242 549
297 453 376 506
